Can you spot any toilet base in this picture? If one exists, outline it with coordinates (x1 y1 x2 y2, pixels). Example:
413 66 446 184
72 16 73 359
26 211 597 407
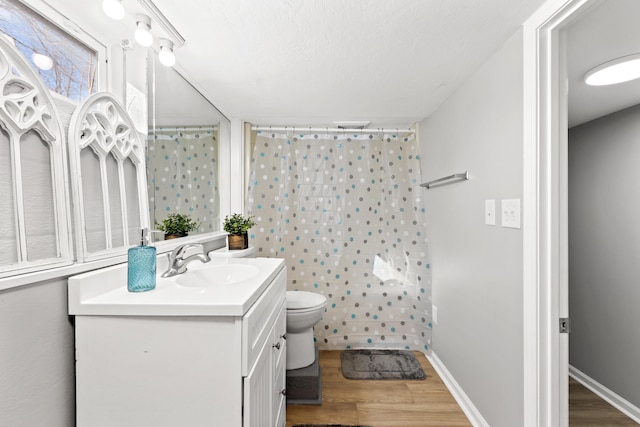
286 328 316 370
285 347 322 405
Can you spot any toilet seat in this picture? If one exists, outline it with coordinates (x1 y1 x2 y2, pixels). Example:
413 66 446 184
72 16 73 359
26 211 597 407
286 291 327 311
287 304 326 314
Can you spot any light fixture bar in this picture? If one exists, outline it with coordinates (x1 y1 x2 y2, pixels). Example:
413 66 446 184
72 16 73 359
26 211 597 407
585 53 640 86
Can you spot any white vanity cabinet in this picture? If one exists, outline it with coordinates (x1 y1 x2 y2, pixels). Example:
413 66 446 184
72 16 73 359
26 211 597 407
69 258 286 427
243 300 287 427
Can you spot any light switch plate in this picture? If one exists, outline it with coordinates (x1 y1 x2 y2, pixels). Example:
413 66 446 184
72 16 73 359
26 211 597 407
501 199 521 229
485 199 496 225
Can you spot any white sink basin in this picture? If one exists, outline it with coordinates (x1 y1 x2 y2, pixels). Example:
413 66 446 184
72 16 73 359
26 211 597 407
68 257 285 316
176 264 261 287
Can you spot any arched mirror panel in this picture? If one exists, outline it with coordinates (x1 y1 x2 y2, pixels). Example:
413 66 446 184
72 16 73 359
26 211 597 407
0 127 17 265
69 93 148 262
21 130 57 260
0 35 72 277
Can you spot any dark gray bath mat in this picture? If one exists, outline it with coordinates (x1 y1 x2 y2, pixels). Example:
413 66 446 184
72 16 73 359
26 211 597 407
340 349 426 380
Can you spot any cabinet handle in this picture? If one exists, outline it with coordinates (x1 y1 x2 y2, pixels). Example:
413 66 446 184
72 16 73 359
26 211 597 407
273 342 281 350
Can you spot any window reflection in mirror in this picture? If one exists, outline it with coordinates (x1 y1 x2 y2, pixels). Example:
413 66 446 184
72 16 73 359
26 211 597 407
146 54 228 238
0 0 98 102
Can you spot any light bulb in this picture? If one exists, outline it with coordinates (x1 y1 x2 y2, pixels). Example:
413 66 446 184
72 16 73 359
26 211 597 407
102 0 125 20
158 39 175 67
159 48 175 67
32 53 53 70
134 14 153 47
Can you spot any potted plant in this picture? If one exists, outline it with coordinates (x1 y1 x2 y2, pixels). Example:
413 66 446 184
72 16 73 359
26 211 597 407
223 213 256 250
156 213 199 239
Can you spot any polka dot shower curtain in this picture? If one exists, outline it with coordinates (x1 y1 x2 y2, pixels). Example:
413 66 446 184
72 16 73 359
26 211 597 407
147 128 220 234
247 130 432 352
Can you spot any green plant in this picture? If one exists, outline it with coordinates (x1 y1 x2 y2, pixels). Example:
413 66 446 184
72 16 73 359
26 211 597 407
156 213 199 235
223 213 256 235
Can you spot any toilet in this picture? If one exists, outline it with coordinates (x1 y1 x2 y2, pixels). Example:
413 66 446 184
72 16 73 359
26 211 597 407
212 246 326 370
285 291 327 370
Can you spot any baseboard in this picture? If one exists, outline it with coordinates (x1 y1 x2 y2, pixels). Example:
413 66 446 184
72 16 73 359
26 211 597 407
569 365 640 424
425 351 489 427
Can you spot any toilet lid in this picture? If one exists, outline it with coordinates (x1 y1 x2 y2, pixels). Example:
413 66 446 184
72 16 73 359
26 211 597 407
286 291 327 310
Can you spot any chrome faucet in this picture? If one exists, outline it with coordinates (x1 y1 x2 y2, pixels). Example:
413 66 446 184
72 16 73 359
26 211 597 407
161 243 211 278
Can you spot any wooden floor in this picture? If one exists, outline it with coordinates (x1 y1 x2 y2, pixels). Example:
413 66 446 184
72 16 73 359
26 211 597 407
569 377 639 426
285 350 471 427
286 351 639 427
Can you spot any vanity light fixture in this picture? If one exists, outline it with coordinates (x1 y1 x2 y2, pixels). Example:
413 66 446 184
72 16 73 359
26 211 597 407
158 38 175 67
585 53 640 86
102 0 125 20
134 14 154 47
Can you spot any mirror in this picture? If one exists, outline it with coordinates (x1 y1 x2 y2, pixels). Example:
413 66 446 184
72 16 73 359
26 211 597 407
146 54 229 238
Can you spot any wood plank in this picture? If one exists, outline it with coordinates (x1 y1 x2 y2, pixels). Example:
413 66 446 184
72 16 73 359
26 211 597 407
286 352 640 426
286 402 359 426
569 377 638 426
357 402 472 427
286 350 470 427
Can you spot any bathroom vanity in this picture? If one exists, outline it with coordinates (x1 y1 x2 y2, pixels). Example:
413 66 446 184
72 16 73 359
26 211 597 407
68 257 286 427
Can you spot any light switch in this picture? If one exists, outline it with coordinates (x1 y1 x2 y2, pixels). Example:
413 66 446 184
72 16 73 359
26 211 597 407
501 199 521 229
485 199 496 225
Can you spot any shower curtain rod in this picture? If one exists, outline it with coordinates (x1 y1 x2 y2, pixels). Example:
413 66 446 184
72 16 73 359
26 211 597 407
251 126 415 134
151 125 219 132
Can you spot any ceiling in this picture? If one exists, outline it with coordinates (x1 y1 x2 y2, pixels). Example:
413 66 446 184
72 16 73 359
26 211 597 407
151 0 552 128
48 0 640 129
565 0 640 127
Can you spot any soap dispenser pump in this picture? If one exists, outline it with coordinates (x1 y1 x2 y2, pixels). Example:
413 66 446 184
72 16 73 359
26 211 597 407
127 228 157 292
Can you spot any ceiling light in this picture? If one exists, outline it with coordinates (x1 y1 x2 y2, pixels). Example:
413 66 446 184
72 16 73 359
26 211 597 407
584 53 640 86
32 53 53 70
102 0 125 20
158 39 175 67
134 14 153 47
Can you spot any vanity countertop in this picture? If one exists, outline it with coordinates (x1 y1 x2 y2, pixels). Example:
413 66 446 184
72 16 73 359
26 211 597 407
68 257 285 316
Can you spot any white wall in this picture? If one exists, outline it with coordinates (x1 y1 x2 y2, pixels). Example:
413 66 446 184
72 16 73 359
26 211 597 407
568 104 640 407
419 30 524 426
0 279 75 426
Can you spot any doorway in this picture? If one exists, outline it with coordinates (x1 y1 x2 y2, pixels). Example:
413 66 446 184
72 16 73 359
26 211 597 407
524 0 640 425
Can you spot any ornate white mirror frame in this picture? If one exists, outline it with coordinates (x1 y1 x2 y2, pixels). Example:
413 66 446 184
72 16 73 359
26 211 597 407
0 35 72 277
68 92 149 262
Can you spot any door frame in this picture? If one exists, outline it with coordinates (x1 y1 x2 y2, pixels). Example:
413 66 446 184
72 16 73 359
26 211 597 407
522 0 603 425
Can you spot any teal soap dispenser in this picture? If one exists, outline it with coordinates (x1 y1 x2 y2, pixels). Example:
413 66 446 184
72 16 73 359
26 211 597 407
127 228 157 292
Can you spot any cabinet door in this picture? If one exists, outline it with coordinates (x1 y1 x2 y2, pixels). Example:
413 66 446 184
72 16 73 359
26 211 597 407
272 303 287 426
243 336 272 427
